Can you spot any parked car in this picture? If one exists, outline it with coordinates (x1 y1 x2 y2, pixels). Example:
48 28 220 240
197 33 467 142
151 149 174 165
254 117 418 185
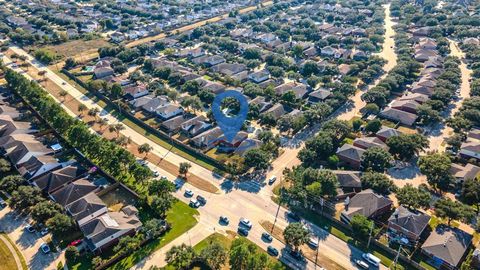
153 171 160 177
307 238 318 249
0 198 6 208
219 216 230 225
262 232 273 242
189 199 200 208
196 195 207 205
68 239 82 247
40 228 49 236
289 249 304 261
363 253 380 267
184 189 194 197
267 246 279 256
239 218 252 229
268 176 277 185
40 243 50 254
287 212 301 222
356 260 369 269
25 224 35 233
238 227 249 236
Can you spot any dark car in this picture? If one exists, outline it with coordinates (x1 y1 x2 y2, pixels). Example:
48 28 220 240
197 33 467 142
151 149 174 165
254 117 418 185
0 198 6 208
238 227 249 236
287 212 301 222
219 216 230 225
262 232 273 242
196 195 207 205
267 246 279 257
289 250 304 261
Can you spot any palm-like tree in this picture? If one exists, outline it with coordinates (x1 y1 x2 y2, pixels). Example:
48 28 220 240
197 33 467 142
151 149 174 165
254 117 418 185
108 123 125 138
97 118 108 131
87 107 100 121
77 104 87 117
138 143 153 159
59 90 68 103
38 70 47 85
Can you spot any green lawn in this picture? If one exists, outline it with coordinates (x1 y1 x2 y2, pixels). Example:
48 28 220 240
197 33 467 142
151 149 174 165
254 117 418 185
68 201 198 270
109 201 198 270
0 233 27 270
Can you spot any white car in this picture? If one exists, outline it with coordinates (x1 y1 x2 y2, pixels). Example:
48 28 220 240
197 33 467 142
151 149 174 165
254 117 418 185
268 176 277 185
40 228 49 236
184 189 194 197
240 218 252 229
40 243 50 254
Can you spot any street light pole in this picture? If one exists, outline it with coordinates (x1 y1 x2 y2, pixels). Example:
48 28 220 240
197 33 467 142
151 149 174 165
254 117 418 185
367 222 374 249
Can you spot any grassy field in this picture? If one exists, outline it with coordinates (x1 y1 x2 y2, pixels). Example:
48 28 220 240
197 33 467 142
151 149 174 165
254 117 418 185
36 38 110 60
0 234 21 270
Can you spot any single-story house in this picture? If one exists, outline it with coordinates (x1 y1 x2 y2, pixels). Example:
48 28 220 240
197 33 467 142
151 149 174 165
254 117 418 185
333 170 362 192
30 165 87 194
249 96 272 113
336 144 366 170
191 127 223 149
234 139 263 156
307 89 332 103
0 115 37 137
263 104 287 121
123 84 149 100
376 127 403 142
181 115 212 137
248 70 270 84
160 115 191 133
421 225 472 270
449 163 480 183
341 189 392 223
459 140 480 161
66 192 108 226
93 67 114 79
379 107 417 127
3 141 53 166
274 82 308 99
211 63 247 76
353 137 388 150
17 155 62 180
390 99 421 114
388 206 430 243
154 104 183 120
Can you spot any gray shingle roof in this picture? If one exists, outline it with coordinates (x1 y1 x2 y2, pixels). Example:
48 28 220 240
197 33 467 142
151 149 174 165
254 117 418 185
388 206 430 236
422 225 472 267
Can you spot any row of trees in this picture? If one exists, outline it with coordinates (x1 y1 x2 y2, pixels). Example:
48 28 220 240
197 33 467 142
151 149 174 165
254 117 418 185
4 69 152 194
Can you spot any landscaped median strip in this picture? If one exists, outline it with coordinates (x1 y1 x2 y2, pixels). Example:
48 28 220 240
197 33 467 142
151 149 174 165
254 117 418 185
4 50 220 194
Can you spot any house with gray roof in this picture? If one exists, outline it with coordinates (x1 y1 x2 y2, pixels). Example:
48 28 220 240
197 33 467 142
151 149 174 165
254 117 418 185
3 141 53 166
181 115 211 137
379 107 417 127
17 155 62 180
421 225 472 269
234 139 263 156
0 115 37 137
154 104 183 120
449 163 480 183
460 140 480 161
308 89 332 103
353 137 388 150
341 189 392 223
81 206 142 253
191 127 223 149
333 170 362 192
50 179 97 207
31 165 87 194
376 127 403 142
66 192 107 226
161 114 192 133
336 144 366 169
388 206 430 243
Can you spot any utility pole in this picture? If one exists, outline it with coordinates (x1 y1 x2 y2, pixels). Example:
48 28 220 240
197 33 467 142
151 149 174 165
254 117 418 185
271 187 285 233
367 221 374 249
392 244 402 269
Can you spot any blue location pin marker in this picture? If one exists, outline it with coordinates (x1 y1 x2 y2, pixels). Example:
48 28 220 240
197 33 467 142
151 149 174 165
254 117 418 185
211 90 249 142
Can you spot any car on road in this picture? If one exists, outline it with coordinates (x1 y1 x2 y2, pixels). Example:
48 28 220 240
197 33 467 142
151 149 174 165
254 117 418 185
0 198 6 208
136 159 147 166
196 195 207 205
68 239 82 247
189 199 200 208
238 227 249 236
268 176 277 185
355 260 369 269
363 253 380 267
287 212 301 222
184 189 194 197
62 82 66 85
153 171 160 177
40 228 49 236
174 182 182 189
239 218 252 229
308 238 318 249
40 243 50 254
262 232 273 242
267 246 279 257
289 249 304 261
219 216 229 225
25 224 35 233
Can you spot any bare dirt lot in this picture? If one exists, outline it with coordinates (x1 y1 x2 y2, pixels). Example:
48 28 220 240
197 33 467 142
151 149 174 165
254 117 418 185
31 38 111 60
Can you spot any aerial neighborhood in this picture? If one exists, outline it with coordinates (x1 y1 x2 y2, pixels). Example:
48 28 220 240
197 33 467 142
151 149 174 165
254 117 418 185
0 0 480 270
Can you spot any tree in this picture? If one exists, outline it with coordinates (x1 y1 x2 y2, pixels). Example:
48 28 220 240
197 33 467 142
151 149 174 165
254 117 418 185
361 147 393 172
362 103 380 115
302 168 339 198
350 214 373 239
59 90 68 102
360 171 395 194
77 103 87 117
65 246 80 263
283 222 310 252
31 200 63 224
142 218 167 240
243 149 270 171
229 238 251 270
395 184 431 209
108 123 125 137
166 244 196 270
179 162 191 179
461 178 480 213
138 143 153 159
46 213 73 235
113 236 141 255
9 185 44 211
148 179 175 195
200 242 228 269
151 195 175 217
0 158 10 173
434 198 475 225
386 134 428 161
0 175 24 193
418 153 453 192
87 107 100 121
364 119 382 134
64 58 77 70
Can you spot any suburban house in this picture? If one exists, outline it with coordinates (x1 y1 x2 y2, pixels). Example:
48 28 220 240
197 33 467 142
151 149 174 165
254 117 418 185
93 67 114 79
66 193 108 226
274 82 308 99
421 225 472 270
376 127 403 142
16 155 63 180
49 179 98 207
333 170 362 197
379 107 417 127
234 139 263 156
307 89 332 103
191 127 223 149
30 165 87 194
0 115 37 138
3 140 53 166
160 115 191 133
387 206 430 243
353 137 388 150
81 206 142 253
449 163 480 183
249 96 272 112
123 84 149 100
460 140 480 161
390 99 421 114
154 104 183 120
398 93 429 105
211 63 247 76
218 131 248 149
180 115 212 137
341 189 393 223
263 104 288 121
336 144 366 169
248 70 270 84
